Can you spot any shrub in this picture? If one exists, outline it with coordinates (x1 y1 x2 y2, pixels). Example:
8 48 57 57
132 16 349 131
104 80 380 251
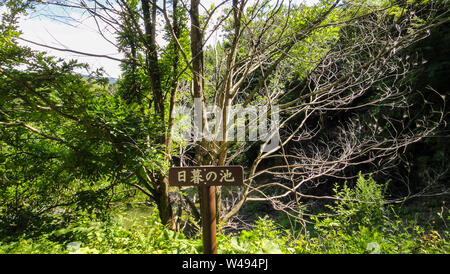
218 216 286 254
0 207 201 254
294 173 450 254
320 172 388 232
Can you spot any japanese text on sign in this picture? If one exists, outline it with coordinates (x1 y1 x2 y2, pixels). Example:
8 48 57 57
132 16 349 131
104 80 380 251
169 166 244 186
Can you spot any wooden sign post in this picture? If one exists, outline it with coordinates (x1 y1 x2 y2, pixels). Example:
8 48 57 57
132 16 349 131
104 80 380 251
169 166 244 254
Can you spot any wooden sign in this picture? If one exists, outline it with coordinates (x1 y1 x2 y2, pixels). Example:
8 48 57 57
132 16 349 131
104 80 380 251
169 165 244 254
169 166 244 186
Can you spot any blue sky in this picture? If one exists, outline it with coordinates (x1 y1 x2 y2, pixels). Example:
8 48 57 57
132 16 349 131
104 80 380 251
17 1 124 78
7 0 319 79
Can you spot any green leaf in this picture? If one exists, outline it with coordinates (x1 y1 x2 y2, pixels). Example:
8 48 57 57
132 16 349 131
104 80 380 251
261 240 282 254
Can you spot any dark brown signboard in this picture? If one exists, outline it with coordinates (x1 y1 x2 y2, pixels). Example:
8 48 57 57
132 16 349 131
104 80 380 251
169 166 244 254
169 166 244 186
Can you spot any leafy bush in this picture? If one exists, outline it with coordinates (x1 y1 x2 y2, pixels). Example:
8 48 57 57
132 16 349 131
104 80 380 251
289 173 450 254
1 174 448 254
218 216 286 254
322 172 389 232
0 207 200 254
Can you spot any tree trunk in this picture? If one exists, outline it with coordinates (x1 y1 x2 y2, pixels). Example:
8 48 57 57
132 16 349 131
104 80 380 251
156 176 175 230
142 0 164 120
141 0 174 228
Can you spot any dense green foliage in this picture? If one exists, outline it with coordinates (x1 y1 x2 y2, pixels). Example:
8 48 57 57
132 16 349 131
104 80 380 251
0 2 168 236
0 174 447 254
